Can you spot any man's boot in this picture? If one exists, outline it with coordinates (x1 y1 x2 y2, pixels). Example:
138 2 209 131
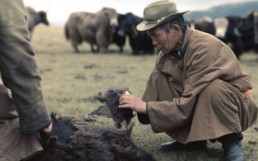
158 140 207 151
219 132 245 161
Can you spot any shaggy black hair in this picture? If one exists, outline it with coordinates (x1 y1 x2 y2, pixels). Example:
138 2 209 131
91 88 135 129
26 113 156 161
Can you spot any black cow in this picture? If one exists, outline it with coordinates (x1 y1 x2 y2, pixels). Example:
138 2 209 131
112 13 127 53
118 13 155 55
214 16 244 59
214 11 258 59
188 16 216 35
238 11 258 54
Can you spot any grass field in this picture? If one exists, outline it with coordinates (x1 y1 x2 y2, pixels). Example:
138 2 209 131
31 25 258 161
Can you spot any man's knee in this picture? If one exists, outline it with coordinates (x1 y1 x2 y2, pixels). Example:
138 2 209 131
199 79 227 102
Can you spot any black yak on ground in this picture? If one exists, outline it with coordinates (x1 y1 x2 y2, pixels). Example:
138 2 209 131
26 113 156 161
26 88 154 161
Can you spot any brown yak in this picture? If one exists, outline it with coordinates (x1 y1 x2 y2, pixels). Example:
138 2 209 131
64 7 118 53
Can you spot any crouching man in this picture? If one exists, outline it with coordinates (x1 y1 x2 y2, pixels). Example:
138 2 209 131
119 1 258 161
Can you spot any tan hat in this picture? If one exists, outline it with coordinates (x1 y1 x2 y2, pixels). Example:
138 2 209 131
137 0 189 31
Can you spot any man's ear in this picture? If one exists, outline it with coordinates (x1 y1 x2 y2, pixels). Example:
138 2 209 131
172 24 180 37
172 24 180 32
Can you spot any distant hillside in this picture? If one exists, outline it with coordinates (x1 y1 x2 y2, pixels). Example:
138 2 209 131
184 1 258 20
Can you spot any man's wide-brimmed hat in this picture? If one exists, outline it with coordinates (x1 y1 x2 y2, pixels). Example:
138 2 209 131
137 0 189 31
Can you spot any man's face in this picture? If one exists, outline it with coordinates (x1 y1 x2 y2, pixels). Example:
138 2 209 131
147 25 180 54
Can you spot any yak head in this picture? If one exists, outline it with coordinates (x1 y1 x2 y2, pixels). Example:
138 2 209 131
94 88 136 129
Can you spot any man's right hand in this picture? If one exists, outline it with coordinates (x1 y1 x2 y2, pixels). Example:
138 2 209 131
43 122 52 135
39 122 56 149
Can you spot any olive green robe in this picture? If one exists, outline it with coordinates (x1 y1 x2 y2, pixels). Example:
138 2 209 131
0 82 43 161
0 0 50 160
0 0 50 134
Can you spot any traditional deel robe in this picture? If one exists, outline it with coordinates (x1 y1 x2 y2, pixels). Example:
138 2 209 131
138 27 258 144
0 82 43 161
0 0 49 160
0 0 51 134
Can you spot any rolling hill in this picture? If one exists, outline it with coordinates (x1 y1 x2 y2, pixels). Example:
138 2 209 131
184 1 258 20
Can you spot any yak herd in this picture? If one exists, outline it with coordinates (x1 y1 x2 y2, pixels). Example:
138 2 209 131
26 6 154 55
188 12 258 59
64 8 155 55
26 6 258 58
20 5 258 161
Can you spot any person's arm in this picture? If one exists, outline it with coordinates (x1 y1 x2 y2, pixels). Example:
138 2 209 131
0 0 51 134
119 94 147 113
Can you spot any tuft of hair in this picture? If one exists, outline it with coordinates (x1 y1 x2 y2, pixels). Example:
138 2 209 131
50 112 79 144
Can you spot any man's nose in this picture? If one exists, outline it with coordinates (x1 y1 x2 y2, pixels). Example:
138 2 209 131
151 38 158 46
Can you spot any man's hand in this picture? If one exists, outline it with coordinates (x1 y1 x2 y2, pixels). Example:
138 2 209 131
119 94 147 114
39 122 56 149
43 122 52 135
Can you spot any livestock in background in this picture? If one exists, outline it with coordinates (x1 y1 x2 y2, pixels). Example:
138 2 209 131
112 13 127 53
214 11 258 59
25 6 49 37
26 113 156 161
64 7 118 53
90 88 135 129
118 13 155 55
188 16 216 35
214 16 243 59
238 11 258 54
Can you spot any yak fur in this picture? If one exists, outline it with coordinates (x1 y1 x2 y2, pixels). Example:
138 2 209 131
90 88 135 129
26 113 156 161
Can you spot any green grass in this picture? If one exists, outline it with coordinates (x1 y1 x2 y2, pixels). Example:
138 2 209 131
32 25 258 161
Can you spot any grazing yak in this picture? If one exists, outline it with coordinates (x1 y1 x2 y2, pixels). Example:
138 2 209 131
188 16 216 36
25 6 49 37
188 12 258 59
214 11 258 59
214 16 244 59
64 7 118 53
237 11 258 55
117 13 155 55
112 13 127 53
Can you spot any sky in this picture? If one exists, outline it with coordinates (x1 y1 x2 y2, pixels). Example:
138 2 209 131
23 0 252 27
